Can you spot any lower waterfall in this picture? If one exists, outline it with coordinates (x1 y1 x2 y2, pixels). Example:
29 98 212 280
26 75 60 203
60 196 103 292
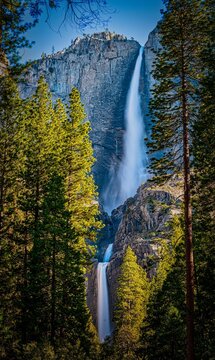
97 244 113 342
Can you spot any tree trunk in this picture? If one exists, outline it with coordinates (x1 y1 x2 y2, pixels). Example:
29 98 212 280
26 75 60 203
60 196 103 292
35 176 40 230
0 0 3 61
0 3 8 75
181 55 195 360
22 240 28 344
51 235 56 346
0 148 6 229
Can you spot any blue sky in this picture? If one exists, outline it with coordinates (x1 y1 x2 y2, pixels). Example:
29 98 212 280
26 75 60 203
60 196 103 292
22 0 164 61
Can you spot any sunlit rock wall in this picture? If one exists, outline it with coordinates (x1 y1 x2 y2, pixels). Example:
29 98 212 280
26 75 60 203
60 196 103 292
20 32 141 196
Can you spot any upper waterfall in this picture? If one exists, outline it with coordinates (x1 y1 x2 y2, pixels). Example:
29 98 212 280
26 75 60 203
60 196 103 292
104 46 148 213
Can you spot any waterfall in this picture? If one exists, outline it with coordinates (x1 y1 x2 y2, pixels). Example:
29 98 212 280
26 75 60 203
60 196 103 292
97 244 113 342
104 46 148 213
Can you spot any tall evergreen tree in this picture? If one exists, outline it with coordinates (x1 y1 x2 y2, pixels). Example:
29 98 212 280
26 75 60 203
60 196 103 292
192 0 215 357
16 77 56 344
58 87 102 357
64 87 102 256
0 76 22 234
0 78 102 358
36 172 99 359
17 80 101 355
148 1 203 357
0 76 26 359
143 242 186 360
141 216 186 360
113 246 150 360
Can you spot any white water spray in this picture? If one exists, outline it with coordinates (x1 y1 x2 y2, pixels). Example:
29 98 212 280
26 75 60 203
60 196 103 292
97 244 113 342
104 46 148 213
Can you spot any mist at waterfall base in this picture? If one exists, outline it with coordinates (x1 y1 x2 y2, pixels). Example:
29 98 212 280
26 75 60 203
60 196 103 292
97 244 113 343
103 46 148 214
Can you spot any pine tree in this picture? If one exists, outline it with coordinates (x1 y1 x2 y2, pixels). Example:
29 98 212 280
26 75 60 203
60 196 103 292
0 0 38 72
141 216 186 360
143 242 186 360
38 174 69 347
12 79 101 357
0 76 22 236
148 1 203 358
36 172 100 358
113 246 150 360
16 77 56 344
0 74 102 359
64 87 103 256
58 87 102 356
0 76 26 359
192 1 215 357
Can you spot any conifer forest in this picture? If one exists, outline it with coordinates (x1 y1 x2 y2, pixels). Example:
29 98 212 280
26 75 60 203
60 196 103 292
0 1 214 359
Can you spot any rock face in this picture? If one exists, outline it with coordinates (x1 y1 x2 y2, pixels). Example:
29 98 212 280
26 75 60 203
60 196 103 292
19 30 160 199
20 32 141 196
87 261 98 326
144 26 160 93
142 26 161 131
107 181 181 318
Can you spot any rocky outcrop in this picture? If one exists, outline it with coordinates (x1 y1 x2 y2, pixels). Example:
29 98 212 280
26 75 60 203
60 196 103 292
88 179 182 326
96 204 125 262
142 26 161 132
87 261 98 326
144 26 160 92
88 180 181 327
19 32 141 195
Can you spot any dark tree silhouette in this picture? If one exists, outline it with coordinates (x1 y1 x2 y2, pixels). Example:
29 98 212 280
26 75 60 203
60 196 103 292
0 0 110 69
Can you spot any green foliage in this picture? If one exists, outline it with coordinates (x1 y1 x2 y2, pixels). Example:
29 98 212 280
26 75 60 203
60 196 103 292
138 1 214 358
192 1 215 357
113 246 150 359
151 216 183 294
147 1 205 357
0 0 38 71
0 77 102 359
65 87 103 258
148 0 203 183
141 216 186 360
0 76 26 359
1 2 214 358
22 341 55 360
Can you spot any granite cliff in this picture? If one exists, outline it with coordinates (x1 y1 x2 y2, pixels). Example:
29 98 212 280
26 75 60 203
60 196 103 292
20 30 159 200
143 26 161 128
20 32 140 196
